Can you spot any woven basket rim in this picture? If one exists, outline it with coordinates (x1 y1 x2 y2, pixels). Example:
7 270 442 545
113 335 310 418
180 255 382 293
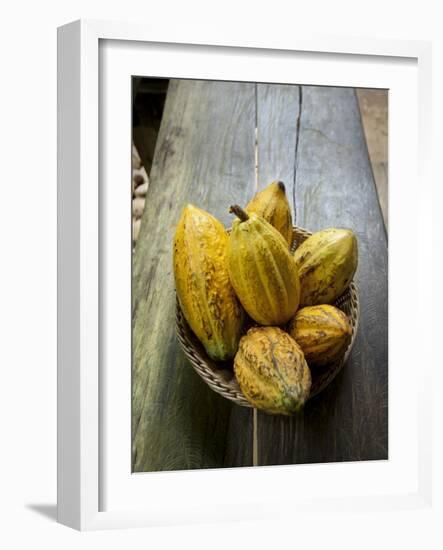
176 224 360 410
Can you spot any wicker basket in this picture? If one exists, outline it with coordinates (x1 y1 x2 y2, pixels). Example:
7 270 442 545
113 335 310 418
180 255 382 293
176 225 360 408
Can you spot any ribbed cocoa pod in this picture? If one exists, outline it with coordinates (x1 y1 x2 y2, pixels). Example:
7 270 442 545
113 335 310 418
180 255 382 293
173 204 244 361
234 326 311 414
293 228 358 306
245 181 293 246
288 305 352 366
228 205 300 326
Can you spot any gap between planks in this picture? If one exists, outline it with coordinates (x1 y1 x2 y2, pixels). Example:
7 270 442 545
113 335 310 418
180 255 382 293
293 86 303 226
254 82 259 194
251 84 303 467
252 82 259 467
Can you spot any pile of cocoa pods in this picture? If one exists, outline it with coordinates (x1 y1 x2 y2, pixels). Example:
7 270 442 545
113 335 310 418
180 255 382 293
173 181 358 415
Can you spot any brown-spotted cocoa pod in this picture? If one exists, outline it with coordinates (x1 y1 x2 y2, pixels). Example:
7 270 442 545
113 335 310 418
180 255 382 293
293 228 358 306
173 204 244 361
234 326 311 414
288 304 352 366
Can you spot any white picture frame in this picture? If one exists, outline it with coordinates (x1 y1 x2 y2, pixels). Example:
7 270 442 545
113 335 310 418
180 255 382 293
57 19 433 531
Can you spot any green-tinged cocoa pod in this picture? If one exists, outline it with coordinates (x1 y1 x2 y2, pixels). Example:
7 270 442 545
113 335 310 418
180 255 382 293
173 204 244 361
288 305 352 366
245 181 293 246
293 228 358 306
234 326 311 414
228 205 300 326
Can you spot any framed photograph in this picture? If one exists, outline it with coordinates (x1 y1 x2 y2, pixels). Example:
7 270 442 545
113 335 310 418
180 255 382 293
57 19 433 530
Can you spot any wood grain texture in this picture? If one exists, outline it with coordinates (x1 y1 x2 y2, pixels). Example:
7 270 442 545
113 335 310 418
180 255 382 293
256 84 301 193
132 80 256 471
256 85 388 465
356 89 388 230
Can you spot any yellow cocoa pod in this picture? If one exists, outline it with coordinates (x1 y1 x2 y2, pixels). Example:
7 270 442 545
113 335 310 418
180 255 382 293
228 205 300 326
288 305 352 366
245 181 293 246
234 326 311 414
173 204 244 361
293 228 358 306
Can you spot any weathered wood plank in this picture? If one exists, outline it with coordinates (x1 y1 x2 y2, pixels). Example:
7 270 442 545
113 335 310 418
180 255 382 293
132 80 256 471
223 407 254 467
256 85 388 465
356 89 388 230
257 84 300 195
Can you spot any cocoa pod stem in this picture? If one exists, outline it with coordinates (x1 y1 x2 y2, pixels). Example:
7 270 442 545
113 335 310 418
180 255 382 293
229 204 249 222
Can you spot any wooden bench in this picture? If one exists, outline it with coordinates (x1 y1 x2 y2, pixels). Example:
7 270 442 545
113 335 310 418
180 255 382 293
132 79 388 471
